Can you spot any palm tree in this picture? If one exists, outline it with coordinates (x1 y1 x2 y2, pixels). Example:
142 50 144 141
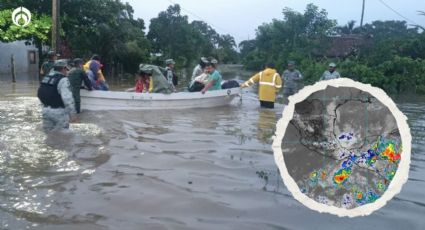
417 11 425 30
337 20 357 35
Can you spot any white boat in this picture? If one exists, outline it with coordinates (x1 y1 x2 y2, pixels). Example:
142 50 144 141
80 88 241 111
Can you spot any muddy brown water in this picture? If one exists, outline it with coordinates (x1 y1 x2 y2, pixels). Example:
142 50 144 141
0 72 424 229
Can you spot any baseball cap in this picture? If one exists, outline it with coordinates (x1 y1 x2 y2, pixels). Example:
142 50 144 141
53 60 71 70
165 59 175 65
47 51 60 58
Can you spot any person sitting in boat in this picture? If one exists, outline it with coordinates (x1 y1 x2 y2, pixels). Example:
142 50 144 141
188 59 210 92
188 72 209 92
83 55 109 91
139 64 173 94
191 57 209 80
201 59 222 94
134 73 149 93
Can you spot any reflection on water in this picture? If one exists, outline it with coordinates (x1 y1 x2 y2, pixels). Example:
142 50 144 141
256 109 277 144
0 79 425 229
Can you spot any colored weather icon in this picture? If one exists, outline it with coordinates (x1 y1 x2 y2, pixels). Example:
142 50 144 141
273 78 411 217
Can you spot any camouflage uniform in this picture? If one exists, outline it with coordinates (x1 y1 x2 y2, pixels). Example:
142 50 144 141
320 70 341 81
320 63 341 81
38 70 76 131
67 67 92 113
282 69 303 96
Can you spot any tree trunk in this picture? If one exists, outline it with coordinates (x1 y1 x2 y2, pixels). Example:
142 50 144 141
11 55 16 83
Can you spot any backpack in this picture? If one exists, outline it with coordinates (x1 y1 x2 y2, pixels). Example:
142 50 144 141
188 81 205 92
221 80 240 89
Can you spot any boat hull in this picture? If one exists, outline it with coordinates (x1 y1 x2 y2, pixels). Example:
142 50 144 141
80 88 241 111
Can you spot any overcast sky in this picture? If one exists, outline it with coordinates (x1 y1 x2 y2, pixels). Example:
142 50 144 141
125 0 425 44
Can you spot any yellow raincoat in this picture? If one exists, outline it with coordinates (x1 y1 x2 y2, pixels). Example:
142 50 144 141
242 68 282 102
83 60 106 82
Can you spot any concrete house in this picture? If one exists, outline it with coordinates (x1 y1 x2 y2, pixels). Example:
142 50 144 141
0 41 39 80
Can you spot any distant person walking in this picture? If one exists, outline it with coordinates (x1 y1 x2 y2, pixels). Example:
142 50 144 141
37 60 76 131
282 61 303 103
67 58 93 113
320 62 341 81
39 51 59 82
241 63 282 109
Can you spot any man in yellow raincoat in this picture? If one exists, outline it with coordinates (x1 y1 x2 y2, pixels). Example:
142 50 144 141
241 63 282 109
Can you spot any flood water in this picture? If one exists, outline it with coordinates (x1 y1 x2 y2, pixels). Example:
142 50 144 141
0 71 424 230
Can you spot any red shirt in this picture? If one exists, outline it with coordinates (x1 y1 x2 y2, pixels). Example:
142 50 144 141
135 79 149 93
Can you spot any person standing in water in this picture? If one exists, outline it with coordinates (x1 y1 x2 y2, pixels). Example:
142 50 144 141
241 63 282 109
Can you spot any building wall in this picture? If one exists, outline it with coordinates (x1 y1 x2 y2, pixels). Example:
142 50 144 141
0 41 38 75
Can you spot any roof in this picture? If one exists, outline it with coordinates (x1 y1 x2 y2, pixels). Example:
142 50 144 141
313 34 371 58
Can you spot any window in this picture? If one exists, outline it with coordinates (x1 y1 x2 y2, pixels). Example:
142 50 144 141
28 50 36 64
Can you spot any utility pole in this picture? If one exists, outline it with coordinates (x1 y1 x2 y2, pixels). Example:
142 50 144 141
11 55 16 83
360 0 365 27
51 0 59 53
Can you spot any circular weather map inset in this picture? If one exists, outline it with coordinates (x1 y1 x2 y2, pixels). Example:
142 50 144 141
273 78 411 217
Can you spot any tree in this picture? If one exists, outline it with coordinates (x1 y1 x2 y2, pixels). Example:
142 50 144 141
417 11 425 30
240 3 336 70
336 20 358 35
238 4 425 95
1 0 151 75
238 39 256 62
60 0 150 74
190 20 219 57
216 34 238 63
148 4 238 66
0 9 51 43
148 4 195 66
0 8 52 70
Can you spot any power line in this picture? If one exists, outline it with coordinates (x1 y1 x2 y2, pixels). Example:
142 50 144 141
377 0 422 27
165 0 244 41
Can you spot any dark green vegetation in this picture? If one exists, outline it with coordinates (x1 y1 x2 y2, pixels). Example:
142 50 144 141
0 1 238 76
240 4 425 95
147 4 238 67
0 1 424 94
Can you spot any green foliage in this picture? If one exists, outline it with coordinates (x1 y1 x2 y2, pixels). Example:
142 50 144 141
239 3 425 95
59 0 151 73
297 59 327 85
148 4 238 66
0 0 150 74
148 4 193 65
216 34 239 63
0 9 51 43
1 1 238 74
240 4 336 69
